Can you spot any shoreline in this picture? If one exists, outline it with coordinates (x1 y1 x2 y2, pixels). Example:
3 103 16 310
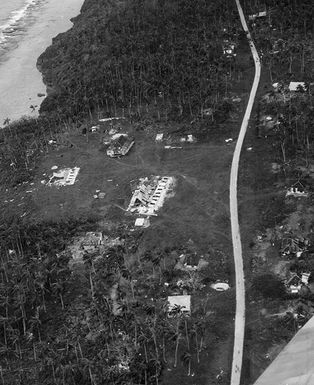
0 0 84 127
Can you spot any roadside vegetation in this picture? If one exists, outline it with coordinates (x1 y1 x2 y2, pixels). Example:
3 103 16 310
238 0 314 383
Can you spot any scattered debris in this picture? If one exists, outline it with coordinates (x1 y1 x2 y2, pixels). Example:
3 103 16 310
168 295 191 316
164 145 183 149
134 217 150 228
231 96 241 103
174 254 209 272
222 39 236 57
180 134 196 143
94 191 106 199
286 274 302 294
203 107 214 116
99 117 124 122
155 133 164 142
286 182 308 198
47 167 80 187
286 187 309 199
248 11 267 21
281 237 308 259
90 125 100 133
81 232 103 251
107 134 135 158
259 114 280 132
127 176 175 216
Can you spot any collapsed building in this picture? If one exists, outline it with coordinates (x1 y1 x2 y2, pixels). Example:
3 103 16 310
286 182 309 198
286 272 311 294
47 167 80 187
106 134 135 158
222 39 236 58
281 236 309 259
81 232 103 251
127 176 175 216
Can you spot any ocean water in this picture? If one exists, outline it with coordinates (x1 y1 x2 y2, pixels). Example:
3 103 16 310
0 0 44 59
0 0 83 125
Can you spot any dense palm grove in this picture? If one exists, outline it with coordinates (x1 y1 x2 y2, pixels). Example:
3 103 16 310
37 0 242 119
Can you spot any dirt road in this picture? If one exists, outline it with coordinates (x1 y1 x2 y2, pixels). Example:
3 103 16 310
229 1 261 384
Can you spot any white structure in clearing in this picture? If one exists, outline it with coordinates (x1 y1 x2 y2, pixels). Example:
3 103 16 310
168 295 191 316
210 282 230 291
155 133 164 142
134 217 150 228
48 167 80 187
289 82 306 92
248 11 267 21
127 176 175 216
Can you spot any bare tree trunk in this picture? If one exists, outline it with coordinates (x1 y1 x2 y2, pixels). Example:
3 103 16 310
174 319 180 367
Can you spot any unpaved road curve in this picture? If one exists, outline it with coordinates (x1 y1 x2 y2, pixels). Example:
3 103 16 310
229 1 261 385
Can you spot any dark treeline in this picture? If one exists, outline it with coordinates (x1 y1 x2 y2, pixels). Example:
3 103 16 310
37 0 242 120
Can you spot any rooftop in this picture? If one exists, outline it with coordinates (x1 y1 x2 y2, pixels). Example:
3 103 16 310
168 295 191 314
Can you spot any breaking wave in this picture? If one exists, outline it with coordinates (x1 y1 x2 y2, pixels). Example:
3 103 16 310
0 0 44 57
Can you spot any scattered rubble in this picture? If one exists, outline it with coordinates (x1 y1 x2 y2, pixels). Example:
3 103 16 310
99 117 124 122
81 232 103 251
286 187 309 199
134 217 150 228
222 39 236 58
180 134 196 143
248 11 267 21
155 133 164 142
281 236 308 259
89 125 100 133
127 176 175 216
164 145 183 149
94 190 106 199
174 254 209 272
106 134 135 158
47 167 80 187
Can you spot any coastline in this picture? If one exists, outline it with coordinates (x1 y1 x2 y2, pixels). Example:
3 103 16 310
0 0 84 126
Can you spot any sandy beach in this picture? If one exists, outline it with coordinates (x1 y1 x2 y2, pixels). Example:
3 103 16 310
0 0 84 126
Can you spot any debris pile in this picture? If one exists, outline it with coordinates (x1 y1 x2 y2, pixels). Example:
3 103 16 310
106 134 135 158
47 167 80 187
127 176 175 216
81 232 103 251
222 39 236 58
134 217 150 228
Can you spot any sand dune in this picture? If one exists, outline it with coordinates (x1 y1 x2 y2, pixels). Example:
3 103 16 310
0 0 84 126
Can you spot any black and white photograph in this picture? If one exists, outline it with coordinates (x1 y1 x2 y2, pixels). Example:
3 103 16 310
0 1 313 384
